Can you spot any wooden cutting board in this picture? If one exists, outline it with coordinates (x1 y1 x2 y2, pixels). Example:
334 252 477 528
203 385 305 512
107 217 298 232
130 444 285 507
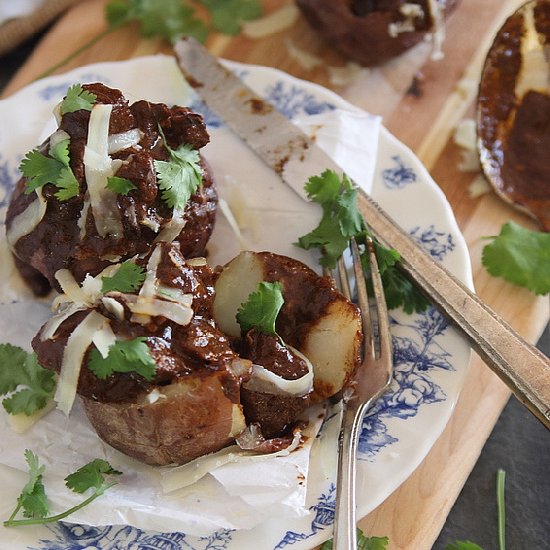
3 0 548 548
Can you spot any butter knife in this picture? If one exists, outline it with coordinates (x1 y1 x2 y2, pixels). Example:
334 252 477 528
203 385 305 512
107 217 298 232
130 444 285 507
174 37 550 428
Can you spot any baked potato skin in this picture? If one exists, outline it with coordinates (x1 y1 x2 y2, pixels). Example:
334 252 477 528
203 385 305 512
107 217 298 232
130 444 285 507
82 375 246 466
296 0 459 66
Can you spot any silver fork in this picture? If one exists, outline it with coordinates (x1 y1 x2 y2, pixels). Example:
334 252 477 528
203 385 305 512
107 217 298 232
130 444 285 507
329 236 394 550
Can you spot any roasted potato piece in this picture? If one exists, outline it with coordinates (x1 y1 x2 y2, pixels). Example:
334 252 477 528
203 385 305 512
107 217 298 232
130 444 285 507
213 251 363 402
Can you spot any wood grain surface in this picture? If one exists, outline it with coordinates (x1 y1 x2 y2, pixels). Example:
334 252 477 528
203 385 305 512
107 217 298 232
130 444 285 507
2 0 548 548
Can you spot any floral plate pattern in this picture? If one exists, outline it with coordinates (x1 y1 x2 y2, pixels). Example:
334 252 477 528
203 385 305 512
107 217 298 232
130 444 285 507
0 56 473 549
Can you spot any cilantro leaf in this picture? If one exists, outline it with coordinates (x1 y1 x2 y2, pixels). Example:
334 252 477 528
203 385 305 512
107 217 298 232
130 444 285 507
20 136 79 200
49 138 71 166
65 459 122 494
444 542 485 550
105 0 208 43
296 170 428 313
197 0 262 35
17 450 49 519
0 345 56 416
482 221 550 295
155 141 203 210
101 261 145 293
88 338 156 380
4 452 121 527
20 149 64 194
106 175 137 195
297 214 350 268
0 344 29 394
380 266 430 313
60 84 97 115
236 282 284 335
297 171 365 268
320 529 389 550
54 167 80 200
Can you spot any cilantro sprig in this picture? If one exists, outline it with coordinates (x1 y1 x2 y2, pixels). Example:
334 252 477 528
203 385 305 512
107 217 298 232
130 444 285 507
196 0 262 35
481 221 550 295
101 261 146 293
36 0 263 80
20 137 79 200
236 281 284 335
0 344 56 416
296 170 429 313
4 451 121 527
155 131 203 210
320 528 389 549
60 84 97 115
88 338 156 380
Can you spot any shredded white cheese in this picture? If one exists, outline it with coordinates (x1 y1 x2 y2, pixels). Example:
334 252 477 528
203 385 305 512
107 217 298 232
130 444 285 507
84 103 123 238
108 128 142 154
156 286 194 306
327 62 363 87
55 269 92 306
154 207 186 243
77 193 91 239
285 38 323 71
139 244 163 299
5 188 47 249
243 345 314 396
7 399 56 433
427 0 445 61
468 174 491 198
92 320 117 358
41 303 85 341
218 198 247 250
101 296 125 320
54 310 106 415
242 5 299 39
128 297 193 326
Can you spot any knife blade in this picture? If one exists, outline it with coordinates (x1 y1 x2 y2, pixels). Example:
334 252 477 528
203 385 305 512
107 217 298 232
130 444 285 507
174 37 550 429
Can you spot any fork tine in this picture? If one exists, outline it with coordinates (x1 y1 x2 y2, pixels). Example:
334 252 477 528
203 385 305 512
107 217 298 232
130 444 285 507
350 237 374 360
365 236 392 361
337 256 352 301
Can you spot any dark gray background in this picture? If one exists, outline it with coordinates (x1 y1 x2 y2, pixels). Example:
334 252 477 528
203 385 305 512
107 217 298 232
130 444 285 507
1 31 548 550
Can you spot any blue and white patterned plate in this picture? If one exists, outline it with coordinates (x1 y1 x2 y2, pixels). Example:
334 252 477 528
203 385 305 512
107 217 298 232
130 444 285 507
0 56 473 549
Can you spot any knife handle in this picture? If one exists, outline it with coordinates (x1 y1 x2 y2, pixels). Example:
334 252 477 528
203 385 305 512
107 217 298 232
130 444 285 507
357 192 550 429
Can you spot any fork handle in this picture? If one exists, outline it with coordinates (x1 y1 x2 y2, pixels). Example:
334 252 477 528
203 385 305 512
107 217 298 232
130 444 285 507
333 406 369 550
357 192 550 428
